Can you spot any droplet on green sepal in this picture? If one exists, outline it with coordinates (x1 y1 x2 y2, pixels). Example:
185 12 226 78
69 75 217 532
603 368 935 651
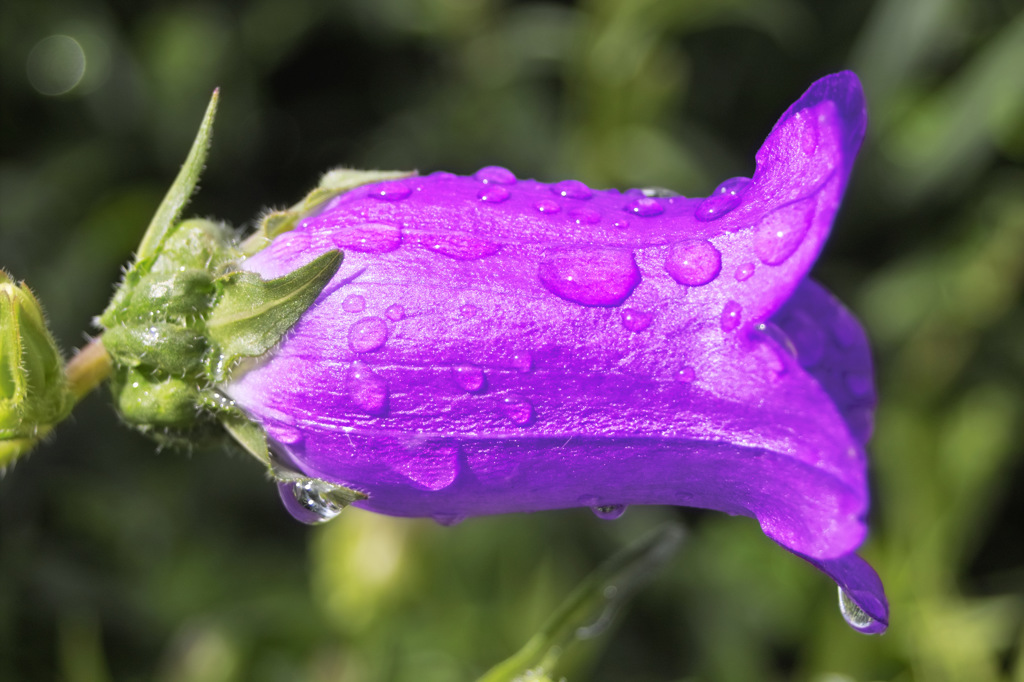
1 270 74 465
103 323 206 375
204 250 342 382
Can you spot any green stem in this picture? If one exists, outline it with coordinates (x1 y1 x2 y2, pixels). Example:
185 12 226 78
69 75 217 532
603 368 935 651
65 337 113 403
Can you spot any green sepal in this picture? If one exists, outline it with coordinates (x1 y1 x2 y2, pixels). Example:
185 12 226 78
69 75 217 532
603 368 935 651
135 90 220 261
102 323 206 375
241 168 415 256
111 366 200 429
204 250 342 382
1 270 73 464
219 410 271 466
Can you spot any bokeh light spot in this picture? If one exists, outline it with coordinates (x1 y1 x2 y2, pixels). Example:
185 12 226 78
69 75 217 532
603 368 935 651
26 35 87 96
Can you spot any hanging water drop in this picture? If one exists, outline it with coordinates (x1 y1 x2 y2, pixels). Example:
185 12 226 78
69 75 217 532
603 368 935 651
283 480 346 524
591 504 627 520
838 587 884 634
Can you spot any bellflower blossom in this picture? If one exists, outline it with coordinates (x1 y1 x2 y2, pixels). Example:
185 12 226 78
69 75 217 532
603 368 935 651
225 72 888 632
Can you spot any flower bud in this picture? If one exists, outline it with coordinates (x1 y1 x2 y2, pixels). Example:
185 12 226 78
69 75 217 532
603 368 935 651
0 270 73 465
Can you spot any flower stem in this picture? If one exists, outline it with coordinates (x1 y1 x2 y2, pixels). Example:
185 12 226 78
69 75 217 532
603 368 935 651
66 337 113 403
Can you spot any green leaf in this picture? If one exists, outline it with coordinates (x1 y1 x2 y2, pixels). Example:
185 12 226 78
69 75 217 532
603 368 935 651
219 411 271 466
205 250 342 381
135 90 220 261
477 523 684 682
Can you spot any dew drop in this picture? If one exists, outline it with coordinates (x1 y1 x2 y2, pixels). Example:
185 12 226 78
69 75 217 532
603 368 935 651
385 304 406 321
395 441 459 491
432 513 466 527
838 587 884 634
754 197 815 265
413 230 501 260
665 239 722 286
348 316 389 353
720 301 743 332
349 361 388 414
675 366 696 383
551 179 593 200
734 262 756 281
538 247 640 307
266 422 303 445
569 207 601 224
694 177 750 221
621 308 653 332
501 394 534 425
281 480 346 524
342 294 366 313
478 186 510 203
474 165 517 185
640 187 679 197
371 181 411 201
624 197 665 217
591 504 626 520
332 222 403 253
510 350 533 373
460 303 479 318
453 364 486 392
612 219 629 229
534 199 561 214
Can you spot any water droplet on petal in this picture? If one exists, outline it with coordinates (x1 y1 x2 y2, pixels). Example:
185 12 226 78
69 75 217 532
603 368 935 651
612 219 629 229
534 199 561 214
460 303 478 318
349 361 388 414
266 422 303 445
569 207 601 224
510 351 533 373
413 230 501 260
720 301 743 332
453 364 486 392
734 262 756 281
474 165 517 185
385 304 406 321
432 513 466 527
665 239 722 286
676 366 696 383
838 587 883 634
478 186 510 203
332 222 403 253
372 181 411 201
591 504 626 520
342 294 366 313
694 177 750 221
348 316 389 353
538 247 640 306
624 197 665 217
551 179 593 200
280 480 346 524
621 308 653 332
754 197 815 265
501 394 534 425
395 441 459 491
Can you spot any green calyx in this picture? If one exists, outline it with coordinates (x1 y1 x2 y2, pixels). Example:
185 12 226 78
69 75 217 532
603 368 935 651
0 270 74 466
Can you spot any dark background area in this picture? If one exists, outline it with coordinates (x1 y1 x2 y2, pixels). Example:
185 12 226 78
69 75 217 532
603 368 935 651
2 0 1023 680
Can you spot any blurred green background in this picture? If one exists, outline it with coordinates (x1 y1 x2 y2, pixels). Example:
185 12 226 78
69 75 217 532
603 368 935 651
2 0 1023 680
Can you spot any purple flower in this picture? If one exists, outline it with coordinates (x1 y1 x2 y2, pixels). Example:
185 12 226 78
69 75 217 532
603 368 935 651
226 72 887 632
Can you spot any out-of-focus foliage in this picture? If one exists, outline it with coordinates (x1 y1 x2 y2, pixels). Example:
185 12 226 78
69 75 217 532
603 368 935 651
1 0 1022 680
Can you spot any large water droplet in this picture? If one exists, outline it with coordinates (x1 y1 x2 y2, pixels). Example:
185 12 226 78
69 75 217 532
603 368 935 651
453 364 486 392
569 207 601 224
474 165 517 185
754 197 815 265
675 366 696 383
551 179 593 200
280 479 346 524
342 294 366 313
332 222 403 253
838 587 884 634
734 262 756 281
348 316 389 353
372 181 412 201
624 197 665 217
694 177 751 221
413 230 501 260
538 247 641 306
621 308 653 332
501 394 534 425
349 361 388 414
664 240 722 286
385 304 406 321
534 199 561 214
591 504 627 520
478 186 510 203
720 301 743 332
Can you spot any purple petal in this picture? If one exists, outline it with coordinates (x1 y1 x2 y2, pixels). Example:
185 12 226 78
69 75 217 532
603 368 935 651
801 551 889 634
225 73 880 605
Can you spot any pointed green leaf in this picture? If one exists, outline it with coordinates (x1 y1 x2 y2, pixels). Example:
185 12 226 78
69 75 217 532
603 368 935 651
136 90 220 261
205 250 341 381
220 411 271 466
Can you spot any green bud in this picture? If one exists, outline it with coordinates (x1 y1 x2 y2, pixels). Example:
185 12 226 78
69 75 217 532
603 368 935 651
112 367 199 428
1 270 73 465
103 322 206 375
152 218 236 275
